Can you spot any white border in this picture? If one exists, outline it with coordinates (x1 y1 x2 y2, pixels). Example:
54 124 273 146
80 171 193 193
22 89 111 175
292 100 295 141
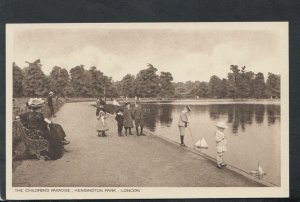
6 22 289 199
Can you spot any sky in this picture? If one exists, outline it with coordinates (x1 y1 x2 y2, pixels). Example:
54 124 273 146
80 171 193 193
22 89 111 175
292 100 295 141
9 23 288 82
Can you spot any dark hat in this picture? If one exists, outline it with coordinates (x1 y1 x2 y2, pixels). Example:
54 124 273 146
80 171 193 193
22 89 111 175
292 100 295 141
185 105 191 112
125 102 131 106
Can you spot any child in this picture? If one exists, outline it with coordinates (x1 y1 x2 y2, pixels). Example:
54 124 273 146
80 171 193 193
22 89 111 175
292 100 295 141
215 121 228 168
178 105 191 147
123 102 134 135
115 108 124 137
97 109 109 137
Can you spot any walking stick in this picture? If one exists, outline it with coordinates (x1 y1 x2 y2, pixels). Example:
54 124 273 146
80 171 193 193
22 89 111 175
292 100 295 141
188 124 196 143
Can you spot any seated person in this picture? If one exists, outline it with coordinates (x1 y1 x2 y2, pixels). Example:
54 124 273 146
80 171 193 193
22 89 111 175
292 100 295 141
17 98 70 145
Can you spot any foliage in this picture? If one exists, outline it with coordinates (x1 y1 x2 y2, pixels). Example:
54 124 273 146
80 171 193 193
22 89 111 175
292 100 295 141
49 66 70 97
13 63 24 97
159 71 175 98
22 59 49 97
266 73 280 98
13 59 280 99
134 64 160 98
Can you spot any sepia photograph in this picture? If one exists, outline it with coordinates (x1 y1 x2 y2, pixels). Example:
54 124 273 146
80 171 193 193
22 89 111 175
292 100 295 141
6 22 289 199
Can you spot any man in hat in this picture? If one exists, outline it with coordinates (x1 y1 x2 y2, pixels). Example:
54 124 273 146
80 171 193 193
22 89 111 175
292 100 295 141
132 101 145 136
47 92 56 117
178 105 191 147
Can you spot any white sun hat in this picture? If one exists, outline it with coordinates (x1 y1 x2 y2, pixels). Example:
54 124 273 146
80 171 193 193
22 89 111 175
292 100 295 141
215 121 228 129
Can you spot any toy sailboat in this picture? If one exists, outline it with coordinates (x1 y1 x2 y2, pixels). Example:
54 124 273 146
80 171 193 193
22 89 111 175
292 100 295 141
249 162 266 179
195 137 208 149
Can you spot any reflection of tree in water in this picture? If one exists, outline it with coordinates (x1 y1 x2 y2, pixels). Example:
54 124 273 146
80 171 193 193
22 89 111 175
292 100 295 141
158 104 174 126
266 105 280 125
210 104 254 134
209 105 228 120
143 104 159 132
254 104 265 124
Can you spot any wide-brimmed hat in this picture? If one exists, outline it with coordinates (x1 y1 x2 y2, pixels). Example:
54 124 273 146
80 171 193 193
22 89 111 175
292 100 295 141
49 91 54 95
216 121 227 129
28 98 45 108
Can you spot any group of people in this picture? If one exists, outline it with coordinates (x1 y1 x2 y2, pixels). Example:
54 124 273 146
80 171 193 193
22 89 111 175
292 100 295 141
178 105 228 169
95 98 146 137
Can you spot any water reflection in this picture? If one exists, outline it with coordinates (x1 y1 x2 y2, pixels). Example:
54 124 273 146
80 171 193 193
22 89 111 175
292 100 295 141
106 103 280 134
267 105 281 125
158 104 174 126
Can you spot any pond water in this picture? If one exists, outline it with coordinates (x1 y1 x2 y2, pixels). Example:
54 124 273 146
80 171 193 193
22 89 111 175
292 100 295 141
106 101 281 186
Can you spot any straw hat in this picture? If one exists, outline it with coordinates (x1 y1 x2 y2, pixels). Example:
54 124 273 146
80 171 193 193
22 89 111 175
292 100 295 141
49 91 54 96
28 98 45 108
216 121 227 129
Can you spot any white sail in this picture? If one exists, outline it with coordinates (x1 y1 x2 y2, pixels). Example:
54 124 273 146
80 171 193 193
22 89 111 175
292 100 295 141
194 138 208 149
195 139 201 147
258 165 265 175
200 137 208 148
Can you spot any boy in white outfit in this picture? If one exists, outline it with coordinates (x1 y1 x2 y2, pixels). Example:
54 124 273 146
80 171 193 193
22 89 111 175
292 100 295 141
215 122 228 168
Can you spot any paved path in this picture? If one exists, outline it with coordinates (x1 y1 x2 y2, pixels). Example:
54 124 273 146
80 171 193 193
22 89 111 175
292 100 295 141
13 102 263 187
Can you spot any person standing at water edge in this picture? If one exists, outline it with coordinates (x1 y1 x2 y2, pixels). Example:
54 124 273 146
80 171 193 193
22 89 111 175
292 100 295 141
215 122 228 169
132 101 145 136
47 92 56 117
178 105 191 147
123 102 134 135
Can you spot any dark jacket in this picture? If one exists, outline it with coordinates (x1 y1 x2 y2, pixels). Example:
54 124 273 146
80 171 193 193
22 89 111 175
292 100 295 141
47 96 53 106
19 111 50 140
115 114 124 126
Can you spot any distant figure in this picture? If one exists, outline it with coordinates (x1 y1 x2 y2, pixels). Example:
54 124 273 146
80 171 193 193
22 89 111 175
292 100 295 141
123 102 134 135
47 92 56 117
178 105 191 147
115 108 124 137
132 101 145 136
97 109 109 137
215 122 228 169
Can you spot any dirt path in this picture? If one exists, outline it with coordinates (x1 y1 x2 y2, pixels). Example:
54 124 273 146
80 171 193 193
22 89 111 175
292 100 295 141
13 102 263 187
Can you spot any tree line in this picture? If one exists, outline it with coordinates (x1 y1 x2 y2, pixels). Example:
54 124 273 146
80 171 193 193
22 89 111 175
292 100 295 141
13 59 280 99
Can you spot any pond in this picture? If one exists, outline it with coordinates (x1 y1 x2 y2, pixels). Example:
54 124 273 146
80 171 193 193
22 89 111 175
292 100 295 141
106 101 281 186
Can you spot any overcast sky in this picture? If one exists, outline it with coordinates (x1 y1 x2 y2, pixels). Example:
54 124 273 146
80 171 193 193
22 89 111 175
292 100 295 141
10 23 287 82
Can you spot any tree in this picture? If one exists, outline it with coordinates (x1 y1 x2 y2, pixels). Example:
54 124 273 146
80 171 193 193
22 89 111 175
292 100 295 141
209 75 222 98
13 62 24 97
190 81 209 98
49 66 70 97
87 66 105 98
227 65 241 98
70 65 90 97
238 66 254 98
159 71 175 98
253 72 266 99
120 74 135 97
134 64 160 97
266 73 280 98
22 59 49 97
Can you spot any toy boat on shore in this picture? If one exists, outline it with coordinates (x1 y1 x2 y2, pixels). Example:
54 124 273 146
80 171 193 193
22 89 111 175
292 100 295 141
249 162 266 179
195 137 208 149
